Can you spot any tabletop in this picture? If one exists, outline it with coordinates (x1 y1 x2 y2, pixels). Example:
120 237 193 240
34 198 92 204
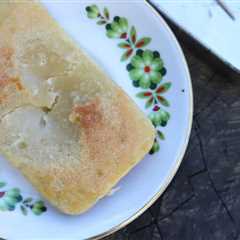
105 13 240 240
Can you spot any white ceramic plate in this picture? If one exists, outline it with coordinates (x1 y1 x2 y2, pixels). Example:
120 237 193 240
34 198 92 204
0 1 192 239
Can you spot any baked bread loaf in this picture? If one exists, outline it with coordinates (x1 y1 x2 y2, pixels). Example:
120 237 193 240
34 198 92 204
0 1 155 214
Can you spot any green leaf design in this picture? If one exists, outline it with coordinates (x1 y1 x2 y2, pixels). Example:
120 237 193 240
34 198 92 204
157 96 170 107
87 12 97 19
118 42 131 49
21 205 28 216
157 130 165 140
103 7 110 20
136 91 152 99
135 37 151 48
156 82 172 94
31 200 47 216
23 197 33 204
86 5 100 19
0 182 6 188
90 5 99 14
97 20 106 25
121 49 133 61
145 97 154 109
119 17 128 32
130 26 137 44
86 5 171 154
0 182 46 216
149 108 170 127
106 30 119 38
149 139 160 154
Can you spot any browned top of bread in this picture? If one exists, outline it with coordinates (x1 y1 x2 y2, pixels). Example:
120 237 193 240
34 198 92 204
0 1 155 214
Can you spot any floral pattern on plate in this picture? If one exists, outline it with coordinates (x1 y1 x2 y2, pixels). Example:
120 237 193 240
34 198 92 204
0 181 47 216
86 5 172 154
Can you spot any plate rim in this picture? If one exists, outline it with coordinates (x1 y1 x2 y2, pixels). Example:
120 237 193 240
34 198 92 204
90 1 193 240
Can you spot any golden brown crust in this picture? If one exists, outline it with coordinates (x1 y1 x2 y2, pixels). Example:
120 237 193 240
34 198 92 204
70 98 103 129
0 1 155 214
